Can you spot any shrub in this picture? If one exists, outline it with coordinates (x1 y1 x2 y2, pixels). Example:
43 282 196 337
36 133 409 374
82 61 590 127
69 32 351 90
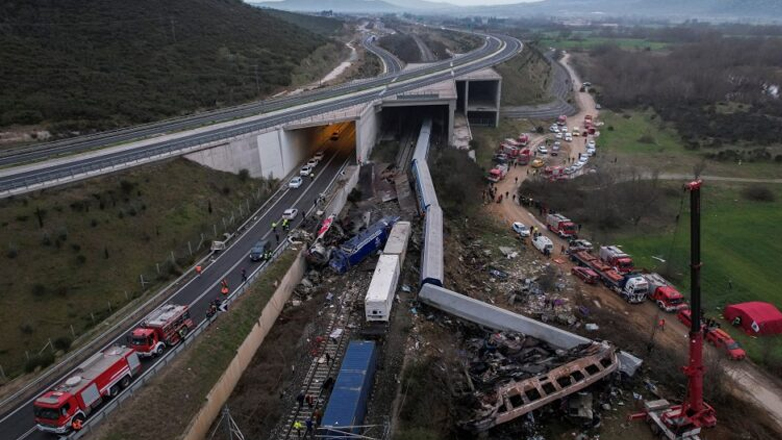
120 179 136 194
24 352 55 373
53 336 72 351
57 227 68 241
32 284 47 296
41 233 52 246
19 323 35 334
76 254 87 265
638 134 656 144
238 168 250 182
742 184 775 202
7 244 18 259
90 218 98 227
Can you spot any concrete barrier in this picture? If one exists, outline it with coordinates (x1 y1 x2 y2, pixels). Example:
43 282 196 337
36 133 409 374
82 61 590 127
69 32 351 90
182 250 307 440
323 165 360 219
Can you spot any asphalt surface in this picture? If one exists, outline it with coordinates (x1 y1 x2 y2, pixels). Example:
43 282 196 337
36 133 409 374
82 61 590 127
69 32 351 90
361 34 403 74
0 33 522 196
0 136 353 440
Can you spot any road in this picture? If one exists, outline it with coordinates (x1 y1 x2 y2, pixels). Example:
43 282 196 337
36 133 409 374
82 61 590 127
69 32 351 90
411 33 437 63
490 53 782 434
0 33 521 199
501 50 576 120
0 128 355 440
361 34 403 74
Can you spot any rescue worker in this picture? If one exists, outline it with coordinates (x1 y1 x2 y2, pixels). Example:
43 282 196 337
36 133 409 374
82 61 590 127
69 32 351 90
241 268 247 282
658 318 666 331
305 417 314 438
271 221 277 232
293 420 304 439
195 265 202 276
296 391 305 408
220 278 229 295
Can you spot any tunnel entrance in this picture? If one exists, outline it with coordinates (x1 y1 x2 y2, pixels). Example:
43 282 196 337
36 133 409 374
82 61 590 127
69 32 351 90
378 105 450 156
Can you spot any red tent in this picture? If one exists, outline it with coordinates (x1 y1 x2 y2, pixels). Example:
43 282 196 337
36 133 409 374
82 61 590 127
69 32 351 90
724 302 782 336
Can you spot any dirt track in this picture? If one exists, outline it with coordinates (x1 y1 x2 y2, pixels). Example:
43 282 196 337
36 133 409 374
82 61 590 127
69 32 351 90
487 53 782 435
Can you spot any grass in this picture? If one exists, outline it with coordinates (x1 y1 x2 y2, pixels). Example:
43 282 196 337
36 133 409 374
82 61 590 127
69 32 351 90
261 8 343 36
539 37 669 51
0 159 272 377
613 182 782 364
494 48 552 106
290 41 350 87
95 249 299 440
598 109 782 179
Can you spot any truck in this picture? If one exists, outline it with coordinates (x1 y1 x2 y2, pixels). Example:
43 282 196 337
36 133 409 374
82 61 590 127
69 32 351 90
557 114 567 126
365 254 401 322
516 148 532 165
598 245 634 273
33 346 141 434
517 133 530 146
129 304 195 357
319 341 378 437
676 310 746 360
329 216 398 274
546 213 577 238
486 164 509 182
601 270 649 303
643 273 689 312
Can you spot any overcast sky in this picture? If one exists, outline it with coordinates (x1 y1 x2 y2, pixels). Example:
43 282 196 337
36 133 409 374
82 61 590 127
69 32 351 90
255 0 542 7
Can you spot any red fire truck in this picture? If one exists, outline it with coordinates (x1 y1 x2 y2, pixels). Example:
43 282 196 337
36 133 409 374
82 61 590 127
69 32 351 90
33 345 141 434
129 304 195 357
545 213 577 238
598 245 634 273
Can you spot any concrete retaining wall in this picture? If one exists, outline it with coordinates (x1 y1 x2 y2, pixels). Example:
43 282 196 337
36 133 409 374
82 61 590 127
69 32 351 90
323 165 360 219
182 251 307 440
356 103 379 163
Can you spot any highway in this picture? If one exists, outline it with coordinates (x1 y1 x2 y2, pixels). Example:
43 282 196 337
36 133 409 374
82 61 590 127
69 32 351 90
0 33 522 196
0 127 356 440
361 34 403 74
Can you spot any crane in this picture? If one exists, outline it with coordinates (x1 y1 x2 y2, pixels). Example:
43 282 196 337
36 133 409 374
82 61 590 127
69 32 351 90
632 180 716 439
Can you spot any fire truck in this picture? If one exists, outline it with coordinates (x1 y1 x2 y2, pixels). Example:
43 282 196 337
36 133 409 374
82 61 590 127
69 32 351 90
129 304 195 357
644 273 689 312
598 245 634 273
545 213 577 238
33 345 141 434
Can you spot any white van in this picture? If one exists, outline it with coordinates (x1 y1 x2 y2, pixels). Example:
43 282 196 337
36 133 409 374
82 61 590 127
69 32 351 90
532 235 554 255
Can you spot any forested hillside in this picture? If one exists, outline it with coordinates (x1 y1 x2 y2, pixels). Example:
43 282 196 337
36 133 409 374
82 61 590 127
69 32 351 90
0 0 340 136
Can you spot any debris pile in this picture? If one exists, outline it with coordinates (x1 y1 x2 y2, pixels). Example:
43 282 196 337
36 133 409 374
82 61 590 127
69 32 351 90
455 331 618 433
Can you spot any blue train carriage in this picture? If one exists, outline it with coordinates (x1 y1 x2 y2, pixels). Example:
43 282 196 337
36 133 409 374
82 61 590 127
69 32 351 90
411 117 433 165
319 340 378 438
411 161 439 215
329 216 399 274
421 205 444 287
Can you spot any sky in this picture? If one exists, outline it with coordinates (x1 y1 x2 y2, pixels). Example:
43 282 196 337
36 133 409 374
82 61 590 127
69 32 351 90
254 0 543 7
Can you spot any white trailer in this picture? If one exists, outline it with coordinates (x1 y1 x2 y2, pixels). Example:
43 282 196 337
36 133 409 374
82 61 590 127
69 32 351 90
383 221 412 265
365 254 401 322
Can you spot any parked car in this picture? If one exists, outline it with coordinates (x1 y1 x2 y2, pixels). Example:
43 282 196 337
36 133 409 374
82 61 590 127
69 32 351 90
551 144 560 156
555 132 563 139
314 151 325 161
282 208 299 220
512 222 531 237
493 153 509 164
300 165 314 176
330 131 340 141
565 134 573 142
586 147 596 156
531 159 545 168
537 146 548 155
587 140 596 148
549 125 559 133
288 177 303 188
307 158 319 168
572 266 599 284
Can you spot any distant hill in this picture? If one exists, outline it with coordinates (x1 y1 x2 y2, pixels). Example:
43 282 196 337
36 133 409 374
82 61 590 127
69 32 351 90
478 0 782 20
0 0 341 136
253 0 402 13
261 8 345 35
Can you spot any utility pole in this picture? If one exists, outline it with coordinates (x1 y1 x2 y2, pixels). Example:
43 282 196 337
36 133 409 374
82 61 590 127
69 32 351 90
220 406 244 440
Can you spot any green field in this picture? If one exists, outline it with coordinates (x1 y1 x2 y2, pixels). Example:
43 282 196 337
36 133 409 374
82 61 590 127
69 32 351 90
615 183 782 364
539 37 669 51
0 159 271 377
597 110 782 179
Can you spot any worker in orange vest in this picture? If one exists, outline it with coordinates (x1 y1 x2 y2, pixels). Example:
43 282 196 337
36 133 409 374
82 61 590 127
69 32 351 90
220 279 229 295
195 265 202 276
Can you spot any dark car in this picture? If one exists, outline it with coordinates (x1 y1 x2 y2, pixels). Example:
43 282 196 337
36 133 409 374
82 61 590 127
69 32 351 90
249 239 272 262
571 266 599 284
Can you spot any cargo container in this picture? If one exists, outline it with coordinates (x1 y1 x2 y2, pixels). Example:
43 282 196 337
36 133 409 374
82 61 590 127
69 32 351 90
329 217 398 274
320 341 378 438
383 221 411 266
365 254 401 322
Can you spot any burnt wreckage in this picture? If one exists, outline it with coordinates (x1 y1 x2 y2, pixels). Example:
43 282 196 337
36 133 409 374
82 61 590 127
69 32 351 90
455 332 618 433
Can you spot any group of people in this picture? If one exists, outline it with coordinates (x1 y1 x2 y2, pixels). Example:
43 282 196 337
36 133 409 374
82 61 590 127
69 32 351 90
292 387 330 439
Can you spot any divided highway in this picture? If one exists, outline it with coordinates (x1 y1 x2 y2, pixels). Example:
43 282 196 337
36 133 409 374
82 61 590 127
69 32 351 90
0 141 353 440
0 33 522 196
361 34 404 74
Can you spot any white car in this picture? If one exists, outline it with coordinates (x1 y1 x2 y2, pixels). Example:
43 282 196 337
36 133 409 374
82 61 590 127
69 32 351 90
565 134 573 142
587 140 596 148
282 208 299 220
300 165 314 176
549 125 559 133
537 146 549 155
314 151 325 161
512 222 531 237
555 132 563 140
288 177 303 188
586 147 596 156
578 156 589 166
551 144 560 156
307 158 319 168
